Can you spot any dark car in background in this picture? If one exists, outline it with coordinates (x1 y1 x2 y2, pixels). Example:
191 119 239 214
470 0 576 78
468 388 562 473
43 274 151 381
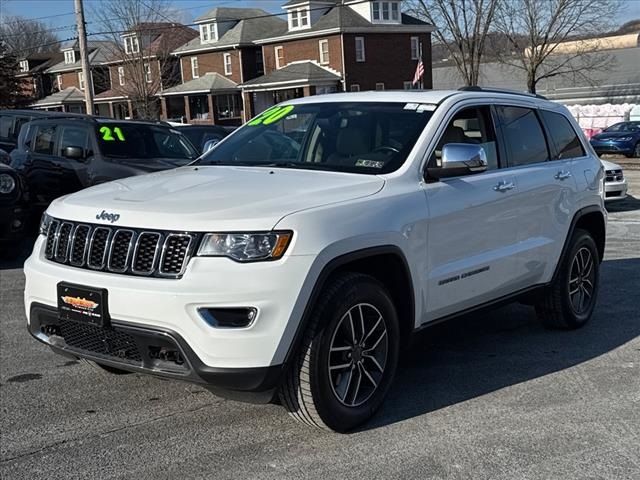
589 121 640 158
0 109 80 154
0 163 29 251
9 117 199 222
172 124 234 154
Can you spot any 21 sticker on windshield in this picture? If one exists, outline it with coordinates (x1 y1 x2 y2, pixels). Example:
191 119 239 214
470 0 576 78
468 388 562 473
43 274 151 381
100 126 126 141
248 105 295 126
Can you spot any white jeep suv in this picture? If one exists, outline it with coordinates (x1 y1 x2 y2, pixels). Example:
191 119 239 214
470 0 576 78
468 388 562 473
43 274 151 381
25 89 606 432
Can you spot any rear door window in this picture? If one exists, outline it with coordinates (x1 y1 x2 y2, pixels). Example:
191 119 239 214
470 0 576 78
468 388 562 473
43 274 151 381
539 110 585 159
495 106 549 167
0 115 13 140
32 125 57 155
58 125 89 156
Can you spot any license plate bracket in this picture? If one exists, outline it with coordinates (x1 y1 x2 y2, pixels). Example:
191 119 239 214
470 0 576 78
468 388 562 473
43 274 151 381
57 282 111 328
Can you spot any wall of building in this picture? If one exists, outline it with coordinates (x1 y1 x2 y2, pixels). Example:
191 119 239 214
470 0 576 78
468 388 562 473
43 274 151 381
343 32 432 91
180 49 242 83
59 71 81 90
262 34 343 74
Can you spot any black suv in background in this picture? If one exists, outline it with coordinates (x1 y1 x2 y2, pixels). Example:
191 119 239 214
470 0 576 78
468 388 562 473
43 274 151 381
10 117 199 221
0 109 79 155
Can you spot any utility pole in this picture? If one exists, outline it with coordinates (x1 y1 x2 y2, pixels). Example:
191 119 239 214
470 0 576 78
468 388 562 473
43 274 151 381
75 0 94 114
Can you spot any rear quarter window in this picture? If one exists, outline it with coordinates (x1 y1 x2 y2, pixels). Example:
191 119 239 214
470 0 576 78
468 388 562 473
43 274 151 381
540 110 585 159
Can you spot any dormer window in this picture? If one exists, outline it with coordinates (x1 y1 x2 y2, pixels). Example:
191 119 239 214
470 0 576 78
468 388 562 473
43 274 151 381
372 1 400 22
124 36 139 54
64 50 75 64
19 60 29 72
289 8 310 30
200 23 217 43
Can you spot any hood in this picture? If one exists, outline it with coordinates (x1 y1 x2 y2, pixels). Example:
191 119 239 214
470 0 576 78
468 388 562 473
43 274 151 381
592 131 635 141
600 159 622 171
48 166 385 231
111 157 193 171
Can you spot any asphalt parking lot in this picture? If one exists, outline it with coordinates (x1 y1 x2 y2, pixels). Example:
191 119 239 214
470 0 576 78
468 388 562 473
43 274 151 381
1 172 639 480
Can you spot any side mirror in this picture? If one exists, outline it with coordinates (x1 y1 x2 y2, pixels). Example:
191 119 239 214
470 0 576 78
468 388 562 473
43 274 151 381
62 145 85 161
427 143 487 180
202 139 220 153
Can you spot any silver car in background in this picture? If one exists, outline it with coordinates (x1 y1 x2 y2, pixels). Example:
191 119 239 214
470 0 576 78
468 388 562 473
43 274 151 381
601 159 628 201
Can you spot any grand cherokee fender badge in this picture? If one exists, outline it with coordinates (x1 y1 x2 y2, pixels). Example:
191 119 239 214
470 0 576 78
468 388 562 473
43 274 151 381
61 296 99 310
96 210 120 223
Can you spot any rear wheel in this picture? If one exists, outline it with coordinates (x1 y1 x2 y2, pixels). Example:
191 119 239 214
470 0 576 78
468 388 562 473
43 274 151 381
535 229 600 329
280 273 400 432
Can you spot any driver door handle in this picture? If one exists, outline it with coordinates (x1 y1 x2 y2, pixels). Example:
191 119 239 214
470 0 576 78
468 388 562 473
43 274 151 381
493 181 515 192
555 170 572 181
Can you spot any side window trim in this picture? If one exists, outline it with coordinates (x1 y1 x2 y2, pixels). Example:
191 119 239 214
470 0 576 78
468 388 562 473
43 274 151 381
534 107 556 162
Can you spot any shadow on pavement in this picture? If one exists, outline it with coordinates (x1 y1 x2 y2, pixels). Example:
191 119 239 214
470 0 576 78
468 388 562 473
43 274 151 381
606 194 640 213
363 257 640 431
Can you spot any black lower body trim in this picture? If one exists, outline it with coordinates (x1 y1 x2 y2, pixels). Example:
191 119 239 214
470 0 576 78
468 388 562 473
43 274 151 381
28 302 282 403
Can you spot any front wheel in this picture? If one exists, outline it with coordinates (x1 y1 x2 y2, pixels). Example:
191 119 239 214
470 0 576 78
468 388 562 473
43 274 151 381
280 273 400 432
535 228 600 329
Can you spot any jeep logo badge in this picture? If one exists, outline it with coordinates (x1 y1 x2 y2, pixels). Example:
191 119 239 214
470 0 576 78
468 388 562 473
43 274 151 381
96 210 120 223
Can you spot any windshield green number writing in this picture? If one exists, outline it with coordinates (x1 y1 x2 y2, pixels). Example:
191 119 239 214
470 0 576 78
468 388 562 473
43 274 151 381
100 126 126 142
247 105 295 126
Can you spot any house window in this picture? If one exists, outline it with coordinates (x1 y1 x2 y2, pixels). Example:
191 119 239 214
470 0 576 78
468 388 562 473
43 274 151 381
19 60 29 72
217 94 241 119
275 46 284 69
200 23 216 43
144 63 151 83
372 2 400 22
78 71 85 91
256 49 264 74
289 8 309 30
224 53 232 75
355 37 365 62
319 40 329 65
64 50 75 64
350 84 360 92
118 66 125 86
376 82 385 91
124 36 139 54
191 57 199 78
57 74 62 90
411 37 420 60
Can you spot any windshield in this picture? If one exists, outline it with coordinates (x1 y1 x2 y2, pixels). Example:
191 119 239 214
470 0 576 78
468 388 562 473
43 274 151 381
96 123 198 163
195 102 434 174
604 122 640 133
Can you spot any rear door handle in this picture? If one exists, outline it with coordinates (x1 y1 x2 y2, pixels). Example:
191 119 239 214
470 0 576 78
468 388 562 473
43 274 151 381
555 171 572 180
493 181 515 192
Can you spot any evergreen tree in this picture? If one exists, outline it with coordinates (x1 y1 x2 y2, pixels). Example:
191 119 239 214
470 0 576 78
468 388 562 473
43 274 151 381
0 42 29 108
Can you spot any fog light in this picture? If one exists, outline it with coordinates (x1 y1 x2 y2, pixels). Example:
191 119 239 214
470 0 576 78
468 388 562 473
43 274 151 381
199 308 257 328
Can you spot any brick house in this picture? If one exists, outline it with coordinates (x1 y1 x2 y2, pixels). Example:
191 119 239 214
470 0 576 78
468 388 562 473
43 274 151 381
14 52 63 103
242 0 434 116
163 7 285 125
94 23 198 119
32 41 111 112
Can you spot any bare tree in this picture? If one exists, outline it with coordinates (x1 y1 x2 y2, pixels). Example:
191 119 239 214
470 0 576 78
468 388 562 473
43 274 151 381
493 0 620 94
407 0 500 86
91 0 193 119
0 16 60 55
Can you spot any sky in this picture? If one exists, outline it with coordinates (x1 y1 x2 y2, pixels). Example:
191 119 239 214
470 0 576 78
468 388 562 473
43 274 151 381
1 0 640 38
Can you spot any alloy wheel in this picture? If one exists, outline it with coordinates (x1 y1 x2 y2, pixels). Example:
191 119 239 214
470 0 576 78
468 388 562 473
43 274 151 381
568 247 596 315
328 303 388 407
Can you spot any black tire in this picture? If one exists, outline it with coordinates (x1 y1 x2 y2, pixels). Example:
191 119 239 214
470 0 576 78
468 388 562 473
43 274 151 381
279 272 400 432
82 359 132 375
535 228 600 329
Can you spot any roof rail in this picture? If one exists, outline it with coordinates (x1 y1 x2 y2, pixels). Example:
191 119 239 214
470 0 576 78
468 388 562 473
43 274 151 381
458 86 548 100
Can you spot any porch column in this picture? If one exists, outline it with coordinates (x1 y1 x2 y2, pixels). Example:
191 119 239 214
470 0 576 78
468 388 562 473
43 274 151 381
127 100 133 118
108 102 115 118
303 86 315 97
160 97 168 121
183 95 191 122
207 94 215 125
242 91 253 123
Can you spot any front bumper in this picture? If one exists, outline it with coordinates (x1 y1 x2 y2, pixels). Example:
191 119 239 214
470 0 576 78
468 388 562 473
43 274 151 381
590 141 634 155
24 236 316 370
604 179 628 201
28 302 283 402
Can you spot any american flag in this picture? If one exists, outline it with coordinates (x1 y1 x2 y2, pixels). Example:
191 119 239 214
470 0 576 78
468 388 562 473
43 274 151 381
412 59 424 86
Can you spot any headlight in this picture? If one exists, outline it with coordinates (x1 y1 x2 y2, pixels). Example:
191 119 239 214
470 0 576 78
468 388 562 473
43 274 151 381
39 213 52 236
617 136 632 142
0 173 16 194
197 231 292 262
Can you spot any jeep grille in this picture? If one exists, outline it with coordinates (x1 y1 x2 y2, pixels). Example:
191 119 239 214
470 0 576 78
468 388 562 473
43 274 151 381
44 218 198 278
